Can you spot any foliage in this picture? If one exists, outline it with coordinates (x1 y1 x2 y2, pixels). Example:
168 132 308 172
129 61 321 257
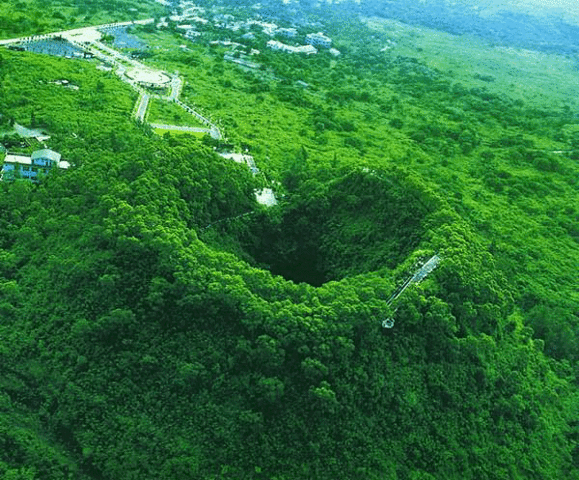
0 1 577 479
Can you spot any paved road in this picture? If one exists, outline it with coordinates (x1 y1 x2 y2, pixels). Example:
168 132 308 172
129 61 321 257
2 18 221 141
174 99 213 125
135 93 150 122
168 75 183 101
0 19 153 45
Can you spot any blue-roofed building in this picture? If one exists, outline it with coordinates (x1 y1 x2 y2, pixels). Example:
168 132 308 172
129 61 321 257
1 149 69 181
1 154 33 180
31 149 62 167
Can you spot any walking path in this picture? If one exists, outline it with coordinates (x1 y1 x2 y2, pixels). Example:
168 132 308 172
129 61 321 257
134 93 150 122
150 123 213 134
168 74 183 101
1 20 221 139
1 18 275 199
382 254 441 328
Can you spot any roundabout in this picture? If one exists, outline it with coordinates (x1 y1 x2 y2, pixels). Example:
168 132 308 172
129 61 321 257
125 67 170 87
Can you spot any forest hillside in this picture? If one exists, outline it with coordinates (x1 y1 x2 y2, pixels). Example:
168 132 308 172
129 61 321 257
0 0 577 479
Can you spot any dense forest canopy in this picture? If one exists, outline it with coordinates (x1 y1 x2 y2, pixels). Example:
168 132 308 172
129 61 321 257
0 0 578 478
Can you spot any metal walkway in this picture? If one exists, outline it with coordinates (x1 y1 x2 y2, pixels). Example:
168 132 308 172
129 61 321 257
382 254 441 328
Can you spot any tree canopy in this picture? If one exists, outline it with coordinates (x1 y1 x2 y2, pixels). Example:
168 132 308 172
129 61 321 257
0 1 578 479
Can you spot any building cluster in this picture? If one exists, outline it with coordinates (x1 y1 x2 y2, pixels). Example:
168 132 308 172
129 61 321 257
305 32 332 48
266 40 317 55
160 2 339 56
1 149 69 181
265 31 335 55
264 30 335 56
218 151 278 206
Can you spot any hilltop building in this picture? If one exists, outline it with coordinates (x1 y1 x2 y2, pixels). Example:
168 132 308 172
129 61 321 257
31 149 65 167
219 152 259 174
267 40 317 55
305 32 332 48
276 28 297 39
214 13 235 23
245 20 278 36
255 188 278 207
184 30 201 40
1 149 69 181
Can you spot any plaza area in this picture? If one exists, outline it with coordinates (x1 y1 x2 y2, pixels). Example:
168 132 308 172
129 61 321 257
125 67 170 86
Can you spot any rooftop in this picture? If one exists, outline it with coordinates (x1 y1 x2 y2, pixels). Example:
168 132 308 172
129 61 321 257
255 188 278 207
31 149 62 162
4 154 32 165
267 40 317 55
3 149 69 170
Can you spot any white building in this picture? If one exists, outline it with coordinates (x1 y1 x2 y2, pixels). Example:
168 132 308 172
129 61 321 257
255 188 278 207
246 20 278 36
219 152 259 174
184 30 201 40
214 13 234 23
1 149 69 181
267 40 317 55
305 32 332 48
189 16 209 24
182 5 206 17
210 40 243 48
276 28 297 38
267 40 289 52
295 45 317 55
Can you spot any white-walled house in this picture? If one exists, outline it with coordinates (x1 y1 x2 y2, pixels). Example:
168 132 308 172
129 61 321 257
305 32 332 48
1 149 69 181
267 40 317 55
219 152 260 174
255 188 278 206
276 28 297 39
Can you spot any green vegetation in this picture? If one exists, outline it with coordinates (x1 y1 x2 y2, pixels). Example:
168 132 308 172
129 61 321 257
0 2 577 479
0 0 164 40
153 126 206 137
148 98 207 128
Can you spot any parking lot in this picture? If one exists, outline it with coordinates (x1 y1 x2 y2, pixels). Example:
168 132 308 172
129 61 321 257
99 26 147 49
20 39 85 58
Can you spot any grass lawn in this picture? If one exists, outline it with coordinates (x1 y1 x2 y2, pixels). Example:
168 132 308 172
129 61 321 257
363 16 579 109
147 98 208 128
153 127 207 137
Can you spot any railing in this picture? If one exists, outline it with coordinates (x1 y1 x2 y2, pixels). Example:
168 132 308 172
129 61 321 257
382 254 441 328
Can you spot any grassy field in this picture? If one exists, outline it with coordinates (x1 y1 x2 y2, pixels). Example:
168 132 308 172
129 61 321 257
153 127 207 137
147 98 208 128
363 16 579 109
